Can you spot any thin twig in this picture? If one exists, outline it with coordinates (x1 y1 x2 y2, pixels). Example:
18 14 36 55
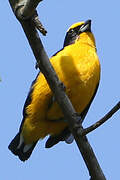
82 101 120 136
32 10 47 35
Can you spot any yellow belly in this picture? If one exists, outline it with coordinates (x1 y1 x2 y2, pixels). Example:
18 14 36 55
22 43 100 143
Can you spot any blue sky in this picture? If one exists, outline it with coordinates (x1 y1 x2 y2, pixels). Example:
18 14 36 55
1 0 120 179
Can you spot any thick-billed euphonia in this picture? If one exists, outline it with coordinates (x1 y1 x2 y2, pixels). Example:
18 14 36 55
8 20 100 161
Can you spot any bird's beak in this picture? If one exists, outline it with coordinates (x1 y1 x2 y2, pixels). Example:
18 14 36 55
79 20 91 33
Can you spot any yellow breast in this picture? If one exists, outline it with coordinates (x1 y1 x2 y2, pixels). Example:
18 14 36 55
22 40 100 143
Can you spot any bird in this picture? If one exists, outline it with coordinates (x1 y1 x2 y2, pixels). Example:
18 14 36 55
8 20 100 161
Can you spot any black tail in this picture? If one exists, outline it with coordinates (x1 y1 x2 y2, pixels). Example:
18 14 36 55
8 133 37 161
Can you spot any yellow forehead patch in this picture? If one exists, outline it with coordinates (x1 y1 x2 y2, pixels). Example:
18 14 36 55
67 22 84 32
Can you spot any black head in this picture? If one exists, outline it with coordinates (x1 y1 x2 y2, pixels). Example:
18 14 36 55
63 20 91 47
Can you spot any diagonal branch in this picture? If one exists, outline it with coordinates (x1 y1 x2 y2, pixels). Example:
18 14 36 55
8 1 106 179
82 101 120 136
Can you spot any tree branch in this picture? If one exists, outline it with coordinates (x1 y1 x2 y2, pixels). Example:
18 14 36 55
9 0 47 35
8 1 106 179
82 101 120 136
9 0 42 19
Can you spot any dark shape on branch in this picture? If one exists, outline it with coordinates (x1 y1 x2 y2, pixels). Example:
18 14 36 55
32 10 47 35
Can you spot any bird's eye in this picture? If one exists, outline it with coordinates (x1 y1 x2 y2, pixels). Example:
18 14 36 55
69 29 74 34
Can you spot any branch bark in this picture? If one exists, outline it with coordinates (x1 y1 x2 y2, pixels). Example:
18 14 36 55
8 0 106 179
